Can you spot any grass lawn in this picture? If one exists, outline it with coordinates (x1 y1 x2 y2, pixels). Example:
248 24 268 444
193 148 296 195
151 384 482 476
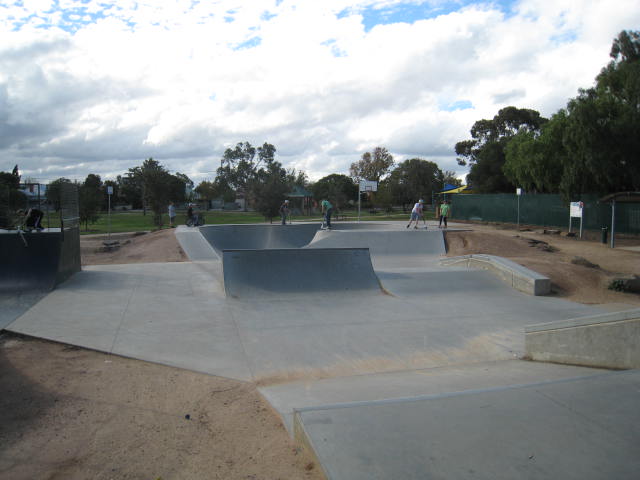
59 209 433 235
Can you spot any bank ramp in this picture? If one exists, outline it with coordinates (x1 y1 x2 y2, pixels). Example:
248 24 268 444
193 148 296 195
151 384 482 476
0 229 81 328
222 248 383 299
307 229 446 268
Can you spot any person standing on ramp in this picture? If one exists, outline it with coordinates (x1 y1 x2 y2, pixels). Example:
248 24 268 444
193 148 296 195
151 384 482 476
406 199 425 229
321 199 333 230
439 200 451 229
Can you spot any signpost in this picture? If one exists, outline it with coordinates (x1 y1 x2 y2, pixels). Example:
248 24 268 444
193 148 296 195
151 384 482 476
569 201 584 239
516 188 522 229
358 180 378 222
107 186 113 240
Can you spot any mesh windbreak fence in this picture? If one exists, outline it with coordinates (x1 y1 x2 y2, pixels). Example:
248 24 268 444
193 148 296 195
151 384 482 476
451 194 639 234
59 182 80 229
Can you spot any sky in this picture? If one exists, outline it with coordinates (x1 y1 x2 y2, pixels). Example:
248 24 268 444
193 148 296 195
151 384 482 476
1 0 639 186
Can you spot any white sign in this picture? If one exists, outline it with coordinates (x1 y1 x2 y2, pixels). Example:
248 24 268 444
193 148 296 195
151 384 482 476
570 201 584 218
516 188 522 196
107 186 114 195
359 180 378 192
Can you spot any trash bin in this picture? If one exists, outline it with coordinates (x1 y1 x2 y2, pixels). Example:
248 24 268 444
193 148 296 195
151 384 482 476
601 227 608 244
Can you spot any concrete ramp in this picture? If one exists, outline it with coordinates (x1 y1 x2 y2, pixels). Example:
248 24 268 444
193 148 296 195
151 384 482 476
0 229 80 294
222 248 382 299
307 229 446 268
0 229 81 328
200 224 320 256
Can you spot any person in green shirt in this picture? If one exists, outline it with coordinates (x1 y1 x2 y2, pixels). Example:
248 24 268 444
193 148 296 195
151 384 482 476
321 199 333 230
439 200 451 228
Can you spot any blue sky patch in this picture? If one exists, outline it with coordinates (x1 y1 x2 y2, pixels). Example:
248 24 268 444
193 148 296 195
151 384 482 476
441 100 474 111
234 36 262 50
341 0 518 32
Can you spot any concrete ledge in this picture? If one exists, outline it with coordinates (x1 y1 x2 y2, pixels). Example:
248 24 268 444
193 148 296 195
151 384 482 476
440 254 551 295
525 309 640 369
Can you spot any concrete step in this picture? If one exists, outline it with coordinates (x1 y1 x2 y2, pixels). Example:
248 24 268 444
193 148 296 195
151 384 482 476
259 359 608 435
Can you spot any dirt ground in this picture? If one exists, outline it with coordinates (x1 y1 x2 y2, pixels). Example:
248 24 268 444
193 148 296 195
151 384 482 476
445 223 640 306
1 223 638 479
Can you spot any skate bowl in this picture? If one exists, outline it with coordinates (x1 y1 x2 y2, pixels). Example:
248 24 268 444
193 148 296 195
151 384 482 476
222 248 383 299
198 223 395 258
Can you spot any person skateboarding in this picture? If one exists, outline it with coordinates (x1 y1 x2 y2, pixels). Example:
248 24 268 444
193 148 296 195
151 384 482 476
406 199 425 229
21 208 44 231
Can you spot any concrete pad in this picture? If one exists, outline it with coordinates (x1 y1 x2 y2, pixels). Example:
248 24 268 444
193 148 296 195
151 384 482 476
6 262 254 380
260 359 609 434
294 369 640 480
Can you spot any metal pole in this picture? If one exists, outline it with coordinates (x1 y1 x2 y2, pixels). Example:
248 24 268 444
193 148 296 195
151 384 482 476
517 194 520 230
610 200 616 248
579 209 583 239
108 192 112 240
358 188 361 223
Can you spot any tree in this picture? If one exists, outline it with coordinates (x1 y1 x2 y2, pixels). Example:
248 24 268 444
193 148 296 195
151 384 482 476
0 167 25 228
216 141 277 210
456 106 547 193
46 177 73 212
560 29 640 195
502 30 640 198
504 110 567 193
250 158 289 222
442 171 462 188
349 147 395 183
78 174 102 230
384 159 444 209
311 174 358 210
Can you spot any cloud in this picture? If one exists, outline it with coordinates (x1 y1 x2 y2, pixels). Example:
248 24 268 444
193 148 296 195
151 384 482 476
1 0 639 185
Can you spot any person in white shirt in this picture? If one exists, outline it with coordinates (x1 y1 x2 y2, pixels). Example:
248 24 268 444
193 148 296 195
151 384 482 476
406 199 425 229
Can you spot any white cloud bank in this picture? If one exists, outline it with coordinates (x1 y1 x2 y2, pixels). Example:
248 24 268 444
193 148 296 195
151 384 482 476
1 0 639 184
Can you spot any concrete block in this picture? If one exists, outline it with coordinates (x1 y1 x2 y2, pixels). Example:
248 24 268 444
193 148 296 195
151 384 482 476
525 309 640 369
441 254 551 296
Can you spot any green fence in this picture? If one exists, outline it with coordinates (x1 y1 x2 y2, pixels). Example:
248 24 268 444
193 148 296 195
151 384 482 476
451 194 640 234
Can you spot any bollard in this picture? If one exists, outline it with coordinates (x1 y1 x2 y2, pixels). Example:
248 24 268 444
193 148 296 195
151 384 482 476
601 227 608 244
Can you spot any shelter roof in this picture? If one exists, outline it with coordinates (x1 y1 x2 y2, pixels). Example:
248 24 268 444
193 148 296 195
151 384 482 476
439 185 471 194
599 192 640 203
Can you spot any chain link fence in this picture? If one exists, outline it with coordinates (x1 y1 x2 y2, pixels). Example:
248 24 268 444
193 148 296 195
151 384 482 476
0 182 79 231
451 194 639 234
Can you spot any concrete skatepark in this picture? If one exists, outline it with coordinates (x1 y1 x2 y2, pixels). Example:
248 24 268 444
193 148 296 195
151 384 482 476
2 222 639 479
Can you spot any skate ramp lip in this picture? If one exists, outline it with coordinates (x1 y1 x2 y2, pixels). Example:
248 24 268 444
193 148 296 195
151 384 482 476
222 247 383 299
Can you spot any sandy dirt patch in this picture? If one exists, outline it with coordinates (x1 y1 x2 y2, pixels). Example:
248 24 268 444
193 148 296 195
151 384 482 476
0 334 322 480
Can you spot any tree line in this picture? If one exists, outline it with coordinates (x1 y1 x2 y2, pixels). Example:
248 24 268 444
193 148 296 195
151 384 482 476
456 30 640 199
